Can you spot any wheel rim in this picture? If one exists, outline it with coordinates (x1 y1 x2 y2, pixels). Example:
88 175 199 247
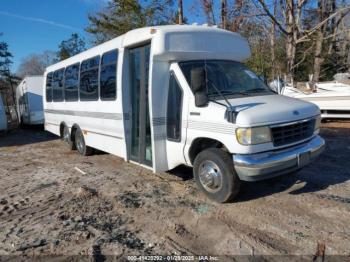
198 160 223 193
76 131 84 154
63 126 70 142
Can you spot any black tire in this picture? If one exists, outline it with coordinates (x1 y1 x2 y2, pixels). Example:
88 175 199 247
62 125 76 150
75 127 94 156
193 148 241 203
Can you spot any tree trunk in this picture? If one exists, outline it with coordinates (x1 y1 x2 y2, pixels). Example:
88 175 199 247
270 24 276 80
327 0 337 55
270 0 277 79
221 0 227 29
285 0 295 85
313 29 324 82
231 0 244 32
312 0 329 82
178 0 183 24
200 0 216 25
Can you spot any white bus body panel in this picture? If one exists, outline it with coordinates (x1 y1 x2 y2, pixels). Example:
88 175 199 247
16 76 45 125
44 39 127 160
43 25 252 172
0 94 7 131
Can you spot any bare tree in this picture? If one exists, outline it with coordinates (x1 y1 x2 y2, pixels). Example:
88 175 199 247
256 0 350 84
270 0 277 79
200 0 216 25
221 0 227 29
178 0 184 24
17 51 56 78
312 0 328 82
230 0 245 32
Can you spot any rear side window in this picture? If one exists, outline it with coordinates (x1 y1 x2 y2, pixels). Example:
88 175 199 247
100 50 118 100
46 72 53 102
64 63 79 101
52 69 64 102
167 73 183 141
80 56 99 101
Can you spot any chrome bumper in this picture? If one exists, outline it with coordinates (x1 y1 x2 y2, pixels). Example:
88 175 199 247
233 135 325 181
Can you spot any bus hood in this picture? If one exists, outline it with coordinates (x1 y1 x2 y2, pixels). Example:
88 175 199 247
223 94 320 127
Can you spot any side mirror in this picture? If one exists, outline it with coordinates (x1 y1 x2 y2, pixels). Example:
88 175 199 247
191 68 206 92
194 90 208 107
191 68 208 107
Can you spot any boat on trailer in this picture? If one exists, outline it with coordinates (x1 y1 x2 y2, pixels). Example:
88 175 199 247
274 81 350 119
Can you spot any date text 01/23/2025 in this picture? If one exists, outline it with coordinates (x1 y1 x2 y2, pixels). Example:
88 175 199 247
127 255 219 261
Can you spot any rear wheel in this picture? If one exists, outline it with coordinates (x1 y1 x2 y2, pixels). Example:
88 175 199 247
75 128 94 156
63 125 75 150
193 148 241 203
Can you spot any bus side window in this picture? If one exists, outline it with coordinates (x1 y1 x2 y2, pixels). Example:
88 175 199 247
167 72 183 141
80 56 100 101
46 72 53 102
65 63 79 101
100 50 118 100
52 69 64 102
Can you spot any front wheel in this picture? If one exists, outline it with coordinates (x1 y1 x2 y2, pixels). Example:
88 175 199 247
193 148 241 203
75 128 94 156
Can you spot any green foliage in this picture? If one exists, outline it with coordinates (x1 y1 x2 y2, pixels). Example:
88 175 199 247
243 22 286 81
57 33 86 61
86 0 177 44
0 40 13 78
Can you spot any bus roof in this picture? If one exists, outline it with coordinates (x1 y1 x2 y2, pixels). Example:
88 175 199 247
45 25 251 73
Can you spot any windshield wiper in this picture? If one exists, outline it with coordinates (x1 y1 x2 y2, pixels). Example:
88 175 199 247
244 88 268 93
208 90 250 97
206 80 239 123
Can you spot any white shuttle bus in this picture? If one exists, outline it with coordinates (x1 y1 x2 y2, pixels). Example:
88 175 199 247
44 25 325 202
16 76 45 125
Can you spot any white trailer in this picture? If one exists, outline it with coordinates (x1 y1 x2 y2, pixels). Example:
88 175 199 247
44 25 325 202
16 76 45 125
0 93 7 131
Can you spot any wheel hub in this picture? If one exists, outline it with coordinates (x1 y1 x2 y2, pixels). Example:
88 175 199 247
64 128 70 142
76 133 84 153
198 160 222 193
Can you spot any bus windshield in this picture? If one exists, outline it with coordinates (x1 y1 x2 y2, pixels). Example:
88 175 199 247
178 60 272 98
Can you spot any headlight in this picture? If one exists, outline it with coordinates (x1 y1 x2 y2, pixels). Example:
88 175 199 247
314 115 321 132
236 126 272 145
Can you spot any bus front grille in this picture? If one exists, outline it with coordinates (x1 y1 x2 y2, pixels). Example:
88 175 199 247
271 119 315 147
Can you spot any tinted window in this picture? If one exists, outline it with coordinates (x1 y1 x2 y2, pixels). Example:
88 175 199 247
52 69 64 102
46 72 53 102
100 50 118 100
167 73 182 141
65 63 79 101
80 56 99 101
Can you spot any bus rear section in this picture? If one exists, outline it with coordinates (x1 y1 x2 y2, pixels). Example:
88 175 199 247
17 76 45 125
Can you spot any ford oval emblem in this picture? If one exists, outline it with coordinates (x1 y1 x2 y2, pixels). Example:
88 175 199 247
293 110 300 115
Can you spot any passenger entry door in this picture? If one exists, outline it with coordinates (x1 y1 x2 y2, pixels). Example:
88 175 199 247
165 64 190 169
129 44 152 167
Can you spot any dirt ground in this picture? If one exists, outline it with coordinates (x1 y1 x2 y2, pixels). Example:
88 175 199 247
0 121 349 260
